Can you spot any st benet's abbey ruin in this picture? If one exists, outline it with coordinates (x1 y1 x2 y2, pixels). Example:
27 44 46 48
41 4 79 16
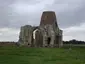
18 11 63 48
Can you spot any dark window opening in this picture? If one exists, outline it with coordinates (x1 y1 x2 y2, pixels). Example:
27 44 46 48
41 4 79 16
28 43 30 45
47 37 51 45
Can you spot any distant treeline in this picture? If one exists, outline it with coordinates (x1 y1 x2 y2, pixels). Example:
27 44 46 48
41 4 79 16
0 41 17 46
0 39 85 46
63 39 85 44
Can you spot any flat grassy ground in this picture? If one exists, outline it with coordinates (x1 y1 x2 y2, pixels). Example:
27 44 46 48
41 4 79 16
0 46 85 64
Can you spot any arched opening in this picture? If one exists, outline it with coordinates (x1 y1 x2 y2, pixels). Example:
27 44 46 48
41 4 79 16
33 29 38 40
32 29 43 47
47 37 51 46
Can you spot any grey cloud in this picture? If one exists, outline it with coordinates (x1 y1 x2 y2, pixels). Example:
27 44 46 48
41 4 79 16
0 0 85 29
0 28 19 41
57 6 85 28
0 0 43 28
63 23 85 41
0 0 85 41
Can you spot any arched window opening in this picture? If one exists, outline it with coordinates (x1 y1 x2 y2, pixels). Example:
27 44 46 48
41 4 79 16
47 37 51 45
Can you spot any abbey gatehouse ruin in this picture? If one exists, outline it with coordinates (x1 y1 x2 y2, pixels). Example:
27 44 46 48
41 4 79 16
18 11 63 47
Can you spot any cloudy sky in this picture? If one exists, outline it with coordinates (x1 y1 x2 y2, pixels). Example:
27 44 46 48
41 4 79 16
0 0 85 41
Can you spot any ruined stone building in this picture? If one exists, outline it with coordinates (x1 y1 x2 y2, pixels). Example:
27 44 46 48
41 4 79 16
18 11 63 47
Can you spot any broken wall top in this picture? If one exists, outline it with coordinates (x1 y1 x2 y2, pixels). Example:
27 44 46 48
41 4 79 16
40 11 58 27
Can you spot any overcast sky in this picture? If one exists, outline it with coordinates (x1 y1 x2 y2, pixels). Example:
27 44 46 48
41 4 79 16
0 0 85 41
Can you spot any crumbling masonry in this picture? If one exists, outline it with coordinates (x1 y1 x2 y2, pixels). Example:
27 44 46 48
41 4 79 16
18 11 63 47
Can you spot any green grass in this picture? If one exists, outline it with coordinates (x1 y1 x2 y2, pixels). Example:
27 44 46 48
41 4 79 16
0 46 85 64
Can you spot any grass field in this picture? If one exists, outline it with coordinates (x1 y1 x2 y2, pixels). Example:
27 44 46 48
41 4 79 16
0 46 85 64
